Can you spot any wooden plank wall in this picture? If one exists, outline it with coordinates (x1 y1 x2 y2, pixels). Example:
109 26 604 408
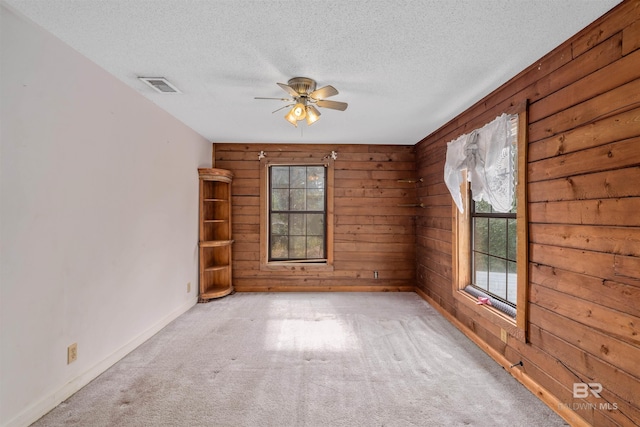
414 1 640 426
213 143 417 292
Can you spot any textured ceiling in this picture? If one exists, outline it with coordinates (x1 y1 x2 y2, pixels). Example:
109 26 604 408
4 0 622 145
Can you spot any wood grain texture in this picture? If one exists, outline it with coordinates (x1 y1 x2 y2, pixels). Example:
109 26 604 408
529 107 640 163
215 143 417 292
528 166 640 203
529 48 640 123
623 16 640 54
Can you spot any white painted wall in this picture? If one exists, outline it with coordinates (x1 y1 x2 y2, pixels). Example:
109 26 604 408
0 6 211 426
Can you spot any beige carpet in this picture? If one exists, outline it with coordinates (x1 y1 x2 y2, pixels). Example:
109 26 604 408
31 292 567 426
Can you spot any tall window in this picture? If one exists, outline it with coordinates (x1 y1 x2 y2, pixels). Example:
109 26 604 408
269 165 326 262
469 114 519 310
450 103 528 340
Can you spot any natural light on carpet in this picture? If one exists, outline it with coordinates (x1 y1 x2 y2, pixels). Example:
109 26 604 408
265 318 359 352
264 300 359 352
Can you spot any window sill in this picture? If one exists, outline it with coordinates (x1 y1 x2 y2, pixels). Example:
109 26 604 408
260 262 335 272
463 286 516 318
454 289 526 342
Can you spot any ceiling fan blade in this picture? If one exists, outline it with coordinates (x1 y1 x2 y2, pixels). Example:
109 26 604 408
310 85 338 99
255 97 292 101
316 100 348 111
271 104 294 114
277 82 299 97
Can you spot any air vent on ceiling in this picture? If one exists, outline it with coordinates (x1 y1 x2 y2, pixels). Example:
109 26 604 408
138 77 181 94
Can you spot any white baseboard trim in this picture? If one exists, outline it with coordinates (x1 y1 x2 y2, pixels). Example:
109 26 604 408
4 297 197 427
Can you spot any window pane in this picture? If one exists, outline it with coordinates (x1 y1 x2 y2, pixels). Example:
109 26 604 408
473 217 489 254
289 189 306 211
507 218 517 261
473 252 488 290
289 236 306 258
507 261 518 304
290 214 305 235
307 166 325 189
271 236 288 258
307 188 325 211
271 167 289 189
307 236 324 258
475 200 492 213
290 167 306 188
488 218 507 258
271 189 289 210
307 214 324 236
488 256 507 300
270 213 288 235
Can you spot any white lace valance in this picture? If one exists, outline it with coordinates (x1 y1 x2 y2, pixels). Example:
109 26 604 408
444 113 518 213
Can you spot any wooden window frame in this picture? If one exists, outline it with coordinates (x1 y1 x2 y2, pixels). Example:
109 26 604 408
260 157 335 272
452 102 529 342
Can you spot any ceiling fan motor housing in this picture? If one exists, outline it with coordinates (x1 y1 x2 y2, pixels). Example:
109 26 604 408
288 77 317 96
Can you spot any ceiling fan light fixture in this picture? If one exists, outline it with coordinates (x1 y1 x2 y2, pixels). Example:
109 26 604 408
292 102 307 120
260 77 348 127
284 109 298 127
305 105 321 125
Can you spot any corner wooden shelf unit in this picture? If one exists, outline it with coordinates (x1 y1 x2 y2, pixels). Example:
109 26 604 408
198 168 234 301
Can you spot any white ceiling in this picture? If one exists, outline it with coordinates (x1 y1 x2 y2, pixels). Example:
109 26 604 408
5 0 622 145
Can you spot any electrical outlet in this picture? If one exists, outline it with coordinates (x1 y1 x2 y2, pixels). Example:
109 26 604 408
500 329 508 343
374 271 379 279
187 282 191 293
67 343 78 364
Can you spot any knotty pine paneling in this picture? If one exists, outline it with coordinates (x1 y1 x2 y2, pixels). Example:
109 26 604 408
530 223 640 257
214 143 416 292
528 166 640 203
529 48 640 122
528 137 640 182
415 1 640 425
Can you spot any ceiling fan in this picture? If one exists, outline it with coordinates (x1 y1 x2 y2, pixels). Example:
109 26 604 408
255 77 348 127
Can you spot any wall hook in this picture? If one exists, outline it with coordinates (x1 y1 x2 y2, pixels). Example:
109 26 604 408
323 151 338 161
258 151 267 160
510 361 523 368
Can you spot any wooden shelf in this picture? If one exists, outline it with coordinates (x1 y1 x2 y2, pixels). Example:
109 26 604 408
199 286 233 300
200 240 234 247
204 265 228 272
198 168 233 182
198 168 234 301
